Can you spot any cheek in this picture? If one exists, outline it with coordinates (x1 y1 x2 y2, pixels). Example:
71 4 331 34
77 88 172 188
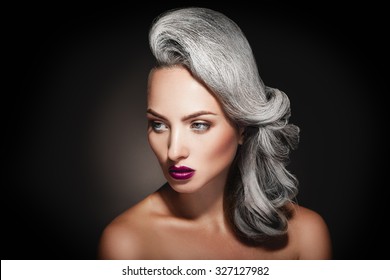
204 129 239 164
148 134 166 162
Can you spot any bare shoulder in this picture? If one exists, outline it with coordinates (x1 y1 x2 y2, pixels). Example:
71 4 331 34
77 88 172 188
97 214 143 260
288 204 332 259
98 192 164 260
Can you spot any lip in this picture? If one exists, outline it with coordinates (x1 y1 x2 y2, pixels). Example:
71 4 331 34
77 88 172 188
168 165 195 180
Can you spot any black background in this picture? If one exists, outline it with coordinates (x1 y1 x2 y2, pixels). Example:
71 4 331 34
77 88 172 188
4 2 388 260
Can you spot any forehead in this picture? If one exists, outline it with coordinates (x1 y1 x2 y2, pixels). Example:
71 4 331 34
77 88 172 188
147 67 223 115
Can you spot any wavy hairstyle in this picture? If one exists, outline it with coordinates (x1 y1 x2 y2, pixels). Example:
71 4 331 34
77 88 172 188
148 7 300 242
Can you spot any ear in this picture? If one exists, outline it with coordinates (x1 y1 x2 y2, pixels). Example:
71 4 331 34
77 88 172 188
238 127 245 145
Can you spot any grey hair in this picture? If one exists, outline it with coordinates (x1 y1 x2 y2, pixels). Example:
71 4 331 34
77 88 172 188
149 7 300 242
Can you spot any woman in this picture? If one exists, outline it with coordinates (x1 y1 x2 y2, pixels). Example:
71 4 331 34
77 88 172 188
98 7 332 259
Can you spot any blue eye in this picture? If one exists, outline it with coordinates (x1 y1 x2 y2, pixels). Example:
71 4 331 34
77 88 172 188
150 121 168 132
191 122 210 131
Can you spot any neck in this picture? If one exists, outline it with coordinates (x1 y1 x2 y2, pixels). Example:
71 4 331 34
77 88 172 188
162 176 228 226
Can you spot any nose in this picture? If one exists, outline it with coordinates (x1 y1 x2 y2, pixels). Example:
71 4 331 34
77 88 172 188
168 127 189 162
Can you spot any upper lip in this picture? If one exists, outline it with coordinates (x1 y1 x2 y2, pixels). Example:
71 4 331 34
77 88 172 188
169 165 195 172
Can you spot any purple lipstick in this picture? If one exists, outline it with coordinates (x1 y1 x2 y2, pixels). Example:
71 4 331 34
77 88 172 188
169 165 195 180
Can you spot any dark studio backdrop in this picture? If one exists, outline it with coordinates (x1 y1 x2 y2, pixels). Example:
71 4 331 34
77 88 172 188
4 2 387 260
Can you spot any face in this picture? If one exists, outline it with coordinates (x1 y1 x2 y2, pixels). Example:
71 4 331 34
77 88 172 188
147 66 242 194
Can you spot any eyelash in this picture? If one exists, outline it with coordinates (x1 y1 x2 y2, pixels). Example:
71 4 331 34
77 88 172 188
149 121 211 133
190 122 210 131
150 121 168 132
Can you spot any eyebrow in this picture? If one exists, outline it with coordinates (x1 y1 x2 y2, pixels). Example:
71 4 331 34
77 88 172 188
146 109 217 121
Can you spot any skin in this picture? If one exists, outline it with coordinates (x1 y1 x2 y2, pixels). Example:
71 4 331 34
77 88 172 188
98 66 332 260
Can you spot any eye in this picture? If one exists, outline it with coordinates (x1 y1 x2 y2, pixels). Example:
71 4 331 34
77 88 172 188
190 122 210 132
150 121 169 132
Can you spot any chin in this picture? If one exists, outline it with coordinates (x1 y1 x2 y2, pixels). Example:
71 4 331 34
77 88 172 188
167 180 203 194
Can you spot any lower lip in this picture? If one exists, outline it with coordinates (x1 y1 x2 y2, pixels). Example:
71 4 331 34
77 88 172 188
169 171 195 180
